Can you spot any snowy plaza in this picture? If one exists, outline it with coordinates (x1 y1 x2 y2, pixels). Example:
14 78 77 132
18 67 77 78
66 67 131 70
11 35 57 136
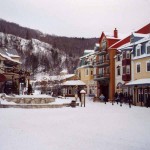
0 97 150 150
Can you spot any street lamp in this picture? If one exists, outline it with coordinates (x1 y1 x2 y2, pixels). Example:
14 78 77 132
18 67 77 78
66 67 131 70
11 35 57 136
80 90 86 107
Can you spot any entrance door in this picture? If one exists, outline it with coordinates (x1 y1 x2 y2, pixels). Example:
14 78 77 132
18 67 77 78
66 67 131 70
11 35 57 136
101 84 109 101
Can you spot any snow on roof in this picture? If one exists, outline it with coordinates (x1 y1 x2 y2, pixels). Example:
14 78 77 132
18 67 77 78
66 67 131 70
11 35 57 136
62 80 86 86
95 43 100 47
0 48 21 64
118 42 132 50
60 69 68 74
132 33 149 38
118 34 150 50
84 50 94 53
126 78 150 86
35 73 76 82
0 53 21 64
80 52 95 59
106 35 120 40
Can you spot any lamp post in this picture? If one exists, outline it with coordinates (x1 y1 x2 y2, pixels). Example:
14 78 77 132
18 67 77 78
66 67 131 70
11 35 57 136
80 90 86 107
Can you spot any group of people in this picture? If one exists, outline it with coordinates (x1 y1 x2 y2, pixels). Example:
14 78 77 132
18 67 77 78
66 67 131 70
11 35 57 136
114 92 133 105
99 92 133 105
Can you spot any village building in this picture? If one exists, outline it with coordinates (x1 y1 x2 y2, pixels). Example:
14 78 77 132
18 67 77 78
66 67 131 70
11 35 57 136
124 34 150 106
0 48 30 95
94 29 120 101
34 69 80 96
109 23 150 103
76 49 96 96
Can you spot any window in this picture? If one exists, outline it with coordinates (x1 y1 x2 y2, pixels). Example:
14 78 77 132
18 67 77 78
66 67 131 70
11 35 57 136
91 70 93 75
117 54 120 61
68 87 72 95
117 67 121 76
99 68 104 76
123 66 126 75
106 54 109 60
136 44 141 56
85 69 88 75
102 39 107 51
146 41 150 54
122 51 126 59
99 55 104 64
137 63 141 73
126 65 130 74
130 36 134 43
126 51 130 59
147 61 150 72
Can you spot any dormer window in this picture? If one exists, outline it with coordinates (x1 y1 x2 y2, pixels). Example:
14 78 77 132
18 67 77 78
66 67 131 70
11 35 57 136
146 41 150 54
136 44 141 56
130 36 134 43
102 38 107 51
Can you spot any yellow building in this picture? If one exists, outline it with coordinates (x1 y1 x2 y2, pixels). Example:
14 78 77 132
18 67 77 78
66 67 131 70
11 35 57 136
76 50 96 96
126 34 150 106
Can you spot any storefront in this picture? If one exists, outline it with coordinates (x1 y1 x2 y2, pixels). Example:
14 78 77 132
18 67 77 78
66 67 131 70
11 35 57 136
126 78 150 107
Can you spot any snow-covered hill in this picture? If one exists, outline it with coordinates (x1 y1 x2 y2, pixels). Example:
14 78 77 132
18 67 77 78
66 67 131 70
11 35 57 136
0 32 77 75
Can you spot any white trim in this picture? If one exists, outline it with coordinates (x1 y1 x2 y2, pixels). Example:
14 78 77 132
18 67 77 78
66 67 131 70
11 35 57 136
136 44 142 57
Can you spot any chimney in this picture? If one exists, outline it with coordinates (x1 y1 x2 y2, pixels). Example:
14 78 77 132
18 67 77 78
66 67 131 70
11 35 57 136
114 28 118 38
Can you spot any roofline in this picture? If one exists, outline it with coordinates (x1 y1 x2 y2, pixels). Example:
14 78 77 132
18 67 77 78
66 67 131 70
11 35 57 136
109 23 150 49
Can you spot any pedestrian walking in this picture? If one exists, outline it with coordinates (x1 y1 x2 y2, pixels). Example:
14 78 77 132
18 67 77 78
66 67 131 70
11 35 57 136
100 93 106 104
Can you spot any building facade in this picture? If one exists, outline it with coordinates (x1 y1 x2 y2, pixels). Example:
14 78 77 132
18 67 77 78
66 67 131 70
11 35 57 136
94 29 120 101
76 50 96 96
0 48 30 95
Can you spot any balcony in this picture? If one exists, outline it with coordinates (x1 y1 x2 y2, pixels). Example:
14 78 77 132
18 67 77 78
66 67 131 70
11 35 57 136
122 74 131 81
94 73 110 81
94 59 110 68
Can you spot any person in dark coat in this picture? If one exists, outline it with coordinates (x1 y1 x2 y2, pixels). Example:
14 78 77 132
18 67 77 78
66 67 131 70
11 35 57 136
114 92 118 102
78 88 81 102
128 94 132 108
27 84 32 95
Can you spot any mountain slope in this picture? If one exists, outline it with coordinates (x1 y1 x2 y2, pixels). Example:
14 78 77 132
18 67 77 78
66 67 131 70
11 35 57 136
0 19 98 74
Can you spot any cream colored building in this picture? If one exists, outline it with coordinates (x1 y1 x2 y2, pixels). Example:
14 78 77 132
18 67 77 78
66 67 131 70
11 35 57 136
76 50 96 96
126 34 150 106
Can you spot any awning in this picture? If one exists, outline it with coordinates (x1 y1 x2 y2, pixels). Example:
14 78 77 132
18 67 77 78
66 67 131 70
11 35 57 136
126 78 150 86
0 74 6 82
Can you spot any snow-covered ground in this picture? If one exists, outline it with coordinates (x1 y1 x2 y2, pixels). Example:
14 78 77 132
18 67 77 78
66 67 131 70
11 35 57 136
0 97 150 150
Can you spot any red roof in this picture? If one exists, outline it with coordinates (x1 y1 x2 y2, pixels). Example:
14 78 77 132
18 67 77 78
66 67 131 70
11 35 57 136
99 32 120 47
109 23 150 49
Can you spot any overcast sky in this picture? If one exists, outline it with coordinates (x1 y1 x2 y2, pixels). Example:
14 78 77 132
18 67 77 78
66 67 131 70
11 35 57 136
0 0 150 37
